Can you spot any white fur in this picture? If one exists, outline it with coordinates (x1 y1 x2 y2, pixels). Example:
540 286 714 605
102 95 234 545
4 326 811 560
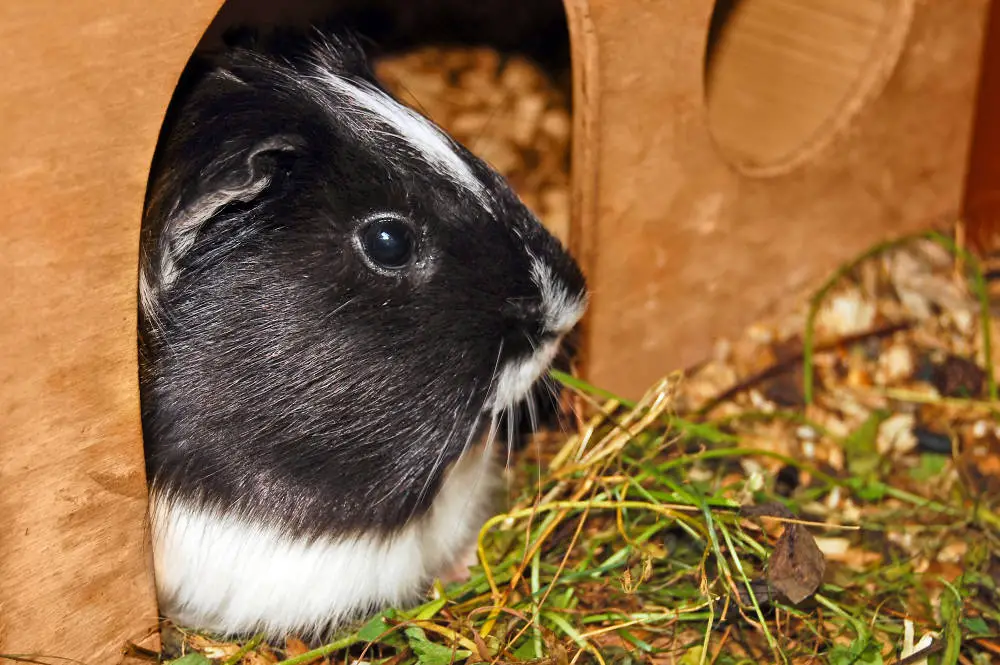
528 253 587 335
137 267 157 322
491 339 560 415
155 136 297 293
490 255 586 414
311 68 490 208
158 178 271 288
151 446 498 638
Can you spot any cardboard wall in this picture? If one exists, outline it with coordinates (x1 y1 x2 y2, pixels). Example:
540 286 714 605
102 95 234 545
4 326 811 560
572 0 990 396
964 0 1000 252
0 2 221 661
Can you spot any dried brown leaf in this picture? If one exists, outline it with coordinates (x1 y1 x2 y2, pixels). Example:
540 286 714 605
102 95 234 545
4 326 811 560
187 634 241 660
767 524 827 604
283 636 313 659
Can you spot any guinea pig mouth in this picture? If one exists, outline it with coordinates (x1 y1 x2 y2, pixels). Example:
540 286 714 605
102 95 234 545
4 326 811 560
488 338 561 416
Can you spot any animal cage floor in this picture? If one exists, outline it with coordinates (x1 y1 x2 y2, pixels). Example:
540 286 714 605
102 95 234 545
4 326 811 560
125 44 1000 665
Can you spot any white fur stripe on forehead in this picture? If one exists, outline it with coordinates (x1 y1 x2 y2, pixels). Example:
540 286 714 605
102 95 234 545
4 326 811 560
306 56 490 207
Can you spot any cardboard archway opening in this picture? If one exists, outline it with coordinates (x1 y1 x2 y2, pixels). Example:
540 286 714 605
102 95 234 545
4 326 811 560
0 1 592 662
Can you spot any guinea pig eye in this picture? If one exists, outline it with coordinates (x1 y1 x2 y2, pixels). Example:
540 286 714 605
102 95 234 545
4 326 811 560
359 217 415 270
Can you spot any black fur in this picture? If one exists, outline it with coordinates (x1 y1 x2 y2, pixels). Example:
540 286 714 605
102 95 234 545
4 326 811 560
138 27 586 539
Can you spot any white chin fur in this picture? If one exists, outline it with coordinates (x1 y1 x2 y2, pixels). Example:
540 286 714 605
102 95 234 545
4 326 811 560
490 339 560 415
150 446 498 638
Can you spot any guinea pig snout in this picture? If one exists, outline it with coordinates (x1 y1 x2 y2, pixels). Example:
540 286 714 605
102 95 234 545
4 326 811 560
501 297 543 323
500 297 551 344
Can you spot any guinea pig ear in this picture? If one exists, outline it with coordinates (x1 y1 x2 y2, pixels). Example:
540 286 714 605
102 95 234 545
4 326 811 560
149 134 301 293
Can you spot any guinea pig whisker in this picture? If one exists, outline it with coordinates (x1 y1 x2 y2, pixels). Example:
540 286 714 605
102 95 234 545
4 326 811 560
481 343 505 471
482 411 501 461
540 374 568 433
520 331 542 437
525 392 540 439
409 378 480 522
407 340 502 523
505 401 517 472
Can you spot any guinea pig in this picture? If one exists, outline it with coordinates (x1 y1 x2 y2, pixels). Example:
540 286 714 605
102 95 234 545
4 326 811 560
137 26 587 640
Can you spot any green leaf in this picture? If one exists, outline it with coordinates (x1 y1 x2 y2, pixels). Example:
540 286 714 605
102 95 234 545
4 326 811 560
357 618 389 643
358 611 396 643
847 477 887 502
404 627 471 665
550 370 633 407
618 628 654 653
168 654 213 665
672 420 738 444
512 638 537 661
963 570 997 592
676 645 705 665
963 616 990 635
408 596 448 621
940 584 964 665
844 410 890 481
908 453 948 482
827 635 883 665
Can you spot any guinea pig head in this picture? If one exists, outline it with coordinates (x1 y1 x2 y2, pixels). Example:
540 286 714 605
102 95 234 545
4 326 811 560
139 31 588 539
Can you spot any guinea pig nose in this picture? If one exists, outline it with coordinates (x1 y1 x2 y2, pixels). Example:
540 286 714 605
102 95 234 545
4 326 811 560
500 298 555 348
501 297 543 322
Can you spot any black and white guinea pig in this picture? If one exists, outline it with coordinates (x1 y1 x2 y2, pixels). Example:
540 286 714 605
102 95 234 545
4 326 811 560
137 26 587 640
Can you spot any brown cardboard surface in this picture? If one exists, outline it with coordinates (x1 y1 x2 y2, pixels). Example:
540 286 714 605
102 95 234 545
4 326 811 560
0 1 222 661
567 0 988 397
964 0 1000 253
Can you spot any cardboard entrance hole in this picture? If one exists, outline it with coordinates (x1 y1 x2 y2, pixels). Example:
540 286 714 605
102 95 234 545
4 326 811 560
705 0 915 175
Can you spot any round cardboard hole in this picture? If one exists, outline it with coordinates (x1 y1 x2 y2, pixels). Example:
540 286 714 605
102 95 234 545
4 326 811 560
703 0 915 176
